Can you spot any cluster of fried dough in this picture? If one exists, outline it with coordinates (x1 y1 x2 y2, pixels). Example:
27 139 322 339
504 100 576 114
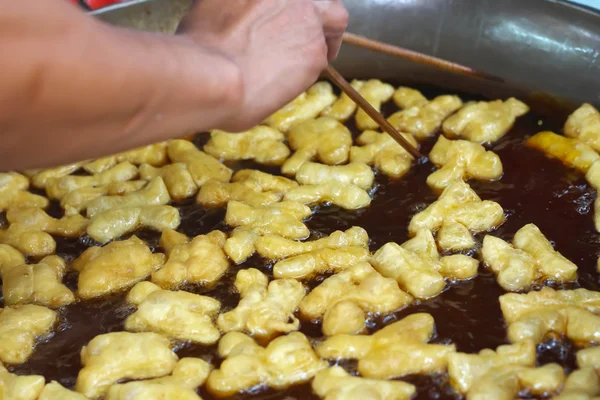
0 172 49 211
500 287 600 345
317 313 455 379
256 227 370 279
197 169 297 208
265 82 337 132
223 200 312 264
282 117 353 175
205 126 290 166
206 331 328 397
125 281 221 344
448 340 567 399
442 97 530 143
1 254 74 308
334 80 394 130
277 161 375 211
75 331 179 399
152 230 229 289
483 223 578 291
409 180 505 251
217 268 305 340
312 366 416 400
45 162 139 200
73 236 165 299
105 358 210 400
371 229 478 299
427 135 503 190
388 93 463 140
350 130 418 178
299 262 412 335
0 304 57 365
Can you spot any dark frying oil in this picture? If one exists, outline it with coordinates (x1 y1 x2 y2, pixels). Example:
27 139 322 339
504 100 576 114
8 83 599 400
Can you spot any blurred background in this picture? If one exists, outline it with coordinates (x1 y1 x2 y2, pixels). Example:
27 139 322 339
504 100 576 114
73 0 600 11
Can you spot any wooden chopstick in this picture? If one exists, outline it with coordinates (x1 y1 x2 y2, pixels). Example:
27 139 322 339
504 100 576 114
342 32 503 83
325 65 423 159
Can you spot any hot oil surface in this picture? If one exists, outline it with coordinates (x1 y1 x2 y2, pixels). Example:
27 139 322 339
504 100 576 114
8 84 599 400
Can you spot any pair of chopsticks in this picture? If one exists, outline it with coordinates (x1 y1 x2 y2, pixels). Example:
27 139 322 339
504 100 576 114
326 32 503 159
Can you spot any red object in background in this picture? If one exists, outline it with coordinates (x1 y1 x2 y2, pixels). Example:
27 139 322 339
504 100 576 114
66 0 124 10
87 0 123 9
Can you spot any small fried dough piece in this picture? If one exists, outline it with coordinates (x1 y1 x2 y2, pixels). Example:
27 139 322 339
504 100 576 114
284 181 372 210
467 363 564 400
6 207 87 237
105 358 210 400
0 172 49 211
0 365 46 400
371 230 478 299
2 255 74 308
225 201 311 239
223 227 261 264
320 79 365 121
500 288 600 345
388 95 463 140
299 262 413 335
0 304 57 365
232 169 299 192
449 341 564 400
427 136 503 190
316 313 456 379
0 224 56 257
198 169 298 209
527 131 600 173
448 340 537 393
217 268 305 340
197 179 282 208
409 180 505 245
125 281 221 344
296 162 374 190
87 205 180 244
206 331 328 397
205 126 290 166
392 87 429 109
274 247 370 280
139 163 197 200
167 140 233 186
82 142 168 174
26 162 84 189
86 177 171 218
350 130 418 178
73 236 165 299
312 366 416 400
40 381 89 400
0 244 25 274
75 332 178 399
500 287 600 323
565 103 600 152
483 224 578 291
151 231 229 289
264 81 337 132
256 226 369 260
46 162 139 200
553 367 600 400
61 180 147 216
442 98 530 143
353 80 394 131
281 117 353 176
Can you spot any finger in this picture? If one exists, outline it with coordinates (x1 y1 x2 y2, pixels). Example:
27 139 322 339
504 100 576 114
313 0 349 59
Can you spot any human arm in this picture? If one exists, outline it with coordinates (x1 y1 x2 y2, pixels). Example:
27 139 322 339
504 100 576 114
0 0 348 171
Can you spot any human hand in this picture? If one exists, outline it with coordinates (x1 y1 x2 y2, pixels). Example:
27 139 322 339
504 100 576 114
177 0 349 132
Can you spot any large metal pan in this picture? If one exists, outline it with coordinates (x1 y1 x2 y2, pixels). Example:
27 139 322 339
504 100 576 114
92 0 600 111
